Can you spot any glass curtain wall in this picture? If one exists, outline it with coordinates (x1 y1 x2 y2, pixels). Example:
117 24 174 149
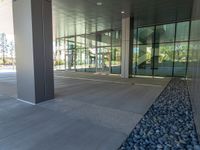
153 24 175 76
174 22 190 76
76 35 86 72
65 37 76 71
187 20 200 79
0 33 15 70
85 34 96 72
55 30 121 74
133 26 154 76
54 38 65 70
111 31 121 74
96 32 111 74
133 21 191 77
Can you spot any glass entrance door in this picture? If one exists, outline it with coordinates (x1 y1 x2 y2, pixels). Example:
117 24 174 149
96 48 111 74
65 38 76 71
65 49 76 71
135 44 154 76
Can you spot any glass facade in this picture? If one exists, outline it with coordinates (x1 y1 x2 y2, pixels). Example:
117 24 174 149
54 30 121 74
54 20 197 77
133 21 191 77
187 20 200 79
153 43 174 76
0 33 15 70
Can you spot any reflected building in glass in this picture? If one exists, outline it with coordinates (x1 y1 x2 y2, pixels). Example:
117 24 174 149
55 30 121 74
133 20 199 77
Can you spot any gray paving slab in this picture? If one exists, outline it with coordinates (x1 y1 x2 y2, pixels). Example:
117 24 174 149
0 71 169 150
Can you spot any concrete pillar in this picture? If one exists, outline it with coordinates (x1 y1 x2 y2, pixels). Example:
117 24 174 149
121 17 133 78
13 0 54 104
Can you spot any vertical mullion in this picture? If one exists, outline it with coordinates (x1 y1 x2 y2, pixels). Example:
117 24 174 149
129 17 134 78
84 25 87 72
152 25 156 77
135 27 139 76
64 37 66 71
110 31 113 74
95 32 98 73
59 38 61 70
55 38 57 70
74 35 77 71
172 23 177 77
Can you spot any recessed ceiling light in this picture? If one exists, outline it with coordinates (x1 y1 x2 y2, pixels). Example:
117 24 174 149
96 2 103 6
121 11 125 14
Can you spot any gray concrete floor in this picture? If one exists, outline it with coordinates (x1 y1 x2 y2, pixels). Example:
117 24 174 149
0 71 170 150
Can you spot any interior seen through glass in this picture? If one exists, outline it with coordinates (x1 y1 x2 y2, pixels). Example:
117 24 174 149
54 20 200 77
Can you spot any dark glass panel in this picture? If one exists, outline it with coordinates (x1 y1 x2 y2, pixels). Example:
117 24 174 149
135 44 153 76
76 48 86 72
133 29 137 44
86 34 96 48
137 26 154 44
112 31 121 46
85 47 96 72
190 20 200 41
96 47 111 73
111 47 121 74
176 22 189 41
76 35 85 49
174 42 188 77
155 24 175 43
66 37 75 49
153 43 174 76
187 41 200 78
97 32 111 47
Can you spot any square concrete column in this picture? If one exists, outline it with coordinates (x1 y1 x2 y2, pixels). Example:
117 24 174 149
121 17 133 78
13 0 54 104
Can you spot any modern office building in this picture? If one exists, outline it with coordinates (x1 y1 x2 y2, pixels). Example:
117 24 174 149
0 0 199 149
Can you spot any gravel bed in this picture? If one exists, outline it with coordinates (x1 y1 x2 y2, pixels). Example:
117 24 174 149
119 78 200 150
